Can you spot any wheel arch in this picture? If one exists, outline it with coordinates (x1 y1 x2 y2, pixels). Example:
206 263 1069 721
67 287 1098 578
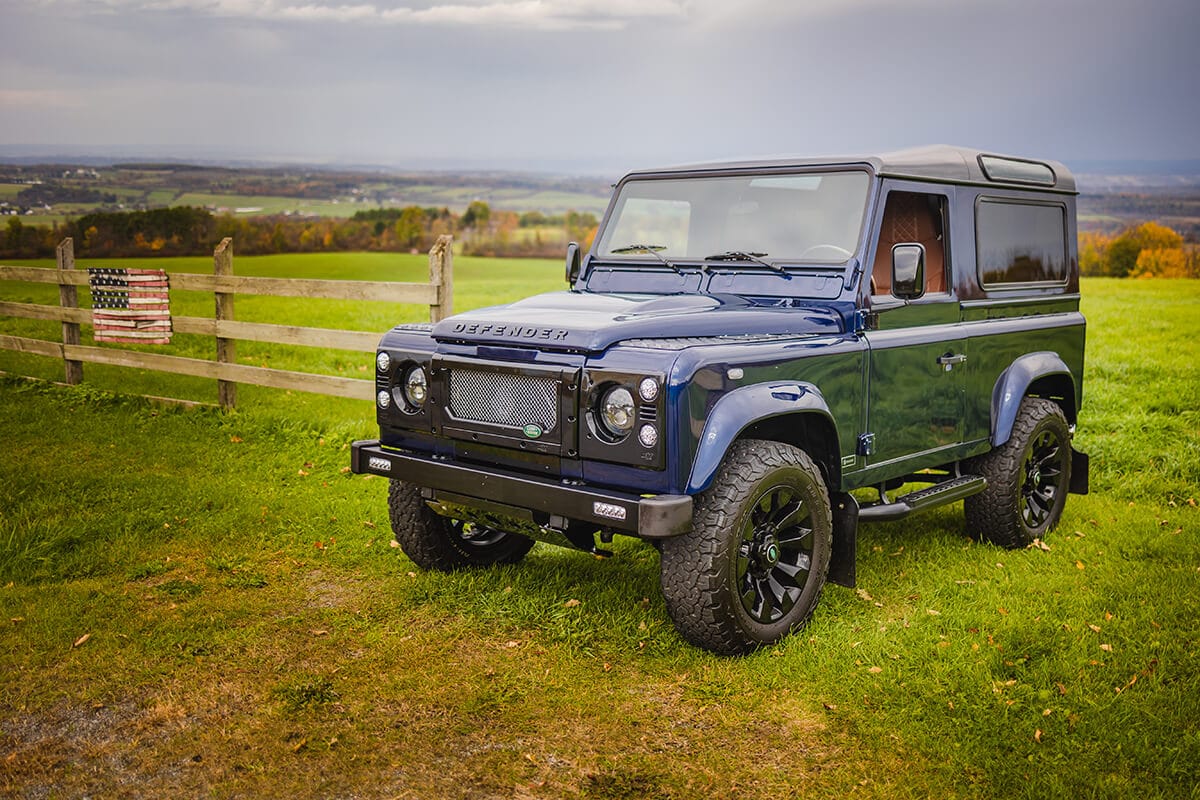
991 352 1079 447
686 382 841 495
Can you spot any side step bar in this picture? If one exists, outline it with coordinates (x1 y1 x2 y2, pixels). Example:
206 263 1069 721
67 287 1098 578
858 475 987 523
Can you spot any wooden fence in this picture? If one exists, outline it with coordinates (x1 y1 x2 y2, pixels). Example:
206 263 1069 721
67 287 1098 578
0 236 453 408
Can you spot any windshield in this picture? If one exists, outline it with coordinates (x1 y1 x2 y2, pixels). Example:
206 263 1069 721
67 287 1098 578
595 170 870 264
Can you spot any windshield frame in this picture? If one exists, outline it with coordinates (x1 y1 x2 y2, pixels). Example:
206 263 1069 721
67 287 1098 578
591 165 876 271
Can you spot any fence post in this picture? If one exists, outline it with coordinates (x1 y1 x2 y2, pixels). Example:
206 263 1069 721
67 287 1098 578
428 235 454 323
57 238 83 384
213 237 236 410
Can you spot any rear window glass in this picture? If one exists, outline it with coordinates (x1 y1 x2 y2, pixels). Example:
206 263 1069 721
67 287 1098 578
976 199 1067 286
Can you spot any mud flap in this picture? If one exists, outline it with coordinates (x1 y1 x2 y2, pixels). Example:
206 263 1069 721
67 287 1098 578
828 492 858 588
1070 448 1089 495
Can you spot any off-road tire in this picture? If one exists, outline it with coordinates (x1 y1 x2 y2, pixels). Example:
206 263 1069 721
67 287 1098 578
965 397 1072 549
387 479 534 571
659 439 833 656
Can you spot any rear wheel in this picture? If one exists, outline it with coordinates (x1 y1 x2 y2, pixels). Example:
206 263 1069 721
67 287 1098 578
660 440 832 655
387 479 534 571
965 397 1072 548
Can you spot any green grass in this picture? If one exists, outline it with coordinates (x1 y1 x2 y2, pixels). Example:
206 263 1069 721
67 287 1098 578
0 273 1197 798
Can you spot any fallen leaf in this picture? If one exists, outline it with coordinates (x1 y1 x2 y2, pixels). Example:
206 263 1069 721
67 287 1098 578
1057 682 1067 695
1088 624 1101 633
868 666 882 674
998 607 1009 616
362 520 377 529
390 540 400 548
602 662 612 672
339 466 351 474
1100 643 1113 652
73 633 91 648
823 702 838 710
229 435 243 443
297 469 309 477
1043 708 1053 717
1104 612 1113 621
564 598 581 608
505 640 520 648
1075 560 1086 570
292 738 308 753
855 588 874 602
1031 538 1052 551
1034 729 1043 743
310 630 328 637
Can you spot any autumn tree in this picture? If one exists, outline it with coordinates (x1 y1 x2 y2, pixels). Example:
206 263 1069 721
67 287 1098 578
1105 221 1183 277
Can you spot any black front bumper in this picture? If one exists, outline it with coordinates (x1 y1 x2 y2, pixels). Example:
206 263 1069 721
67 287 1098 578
350 440 693 539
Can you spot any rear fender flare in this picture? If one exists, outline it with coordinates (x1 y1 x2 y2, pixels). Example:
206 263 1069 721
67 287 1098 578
991 352 1077 447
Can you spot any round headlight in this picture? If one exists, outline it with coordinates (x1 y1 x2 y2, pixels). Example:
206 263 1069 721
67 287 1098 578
638 424 658 448
376 351 391 372
403 365 428 408
376 389 391 409
638 377 659 403
599 386 635 437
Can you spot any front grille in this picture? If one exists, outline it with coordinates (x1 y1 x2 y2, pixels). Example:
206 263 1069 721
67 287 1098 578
448 368 558 432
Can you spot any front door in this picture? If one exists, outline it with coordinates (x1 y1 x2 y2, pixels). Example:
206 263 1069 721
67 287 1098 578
862 185 966 471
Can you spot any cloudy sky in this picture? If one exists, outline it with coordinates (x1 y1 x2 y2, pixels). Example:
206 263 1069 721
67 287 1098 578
1 0 1197 173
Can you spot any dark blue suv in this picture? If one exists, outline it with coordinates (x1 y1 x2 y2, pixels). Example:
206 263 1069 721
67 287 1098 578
351 145 1089 655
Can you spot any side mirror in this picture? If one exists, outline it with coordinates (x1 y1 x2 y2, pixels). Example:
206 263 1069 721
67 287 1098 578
565 241 582 285
891 244 925 300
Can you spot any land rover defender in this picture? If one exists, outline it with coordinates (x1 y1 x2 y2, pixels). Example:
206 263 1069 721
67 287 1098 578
351 145 1089 655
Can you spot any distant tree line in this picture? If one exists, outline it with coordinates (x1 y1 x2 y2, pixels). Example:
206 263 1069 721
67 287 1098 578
1079 221 1200 278
0 203 599 260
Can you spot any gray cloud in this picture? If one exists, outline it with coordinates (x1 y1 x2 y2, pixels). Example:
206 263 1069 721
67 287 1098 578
2 0 1198 170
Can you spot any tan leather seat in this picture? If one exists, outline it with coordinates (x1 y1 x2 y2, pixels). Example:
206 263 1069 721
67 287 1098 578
871 192 946 296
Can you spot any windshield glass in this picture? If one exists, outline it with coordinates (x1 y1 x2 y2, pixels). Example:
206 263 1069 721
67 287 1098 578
595 170 870 264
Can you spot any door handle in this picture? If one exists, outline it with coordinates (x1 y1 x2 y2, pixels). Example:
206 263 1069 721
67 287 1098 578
937 353 967 371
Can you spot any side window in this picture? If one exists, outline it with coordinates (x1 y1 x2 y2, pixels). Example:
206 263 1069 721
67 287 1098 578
870 191 949 297
976 199 1067 286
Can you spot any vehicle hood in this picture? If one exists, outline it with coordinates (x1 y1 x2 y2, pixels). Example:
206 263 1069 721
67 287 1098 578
430 291 844 352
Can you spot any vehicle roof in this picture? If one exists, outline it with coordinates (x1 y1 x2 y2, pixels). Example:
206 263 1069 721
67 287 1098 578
625 145 1077 194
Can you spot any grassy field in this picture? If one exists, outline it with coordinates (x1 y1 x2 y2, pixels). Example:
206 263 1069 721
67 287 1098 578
0 266 1198 799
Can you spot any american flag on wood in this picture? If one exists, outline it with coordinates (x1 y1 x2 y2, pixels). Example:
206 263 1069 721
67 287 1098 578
86 267 173 344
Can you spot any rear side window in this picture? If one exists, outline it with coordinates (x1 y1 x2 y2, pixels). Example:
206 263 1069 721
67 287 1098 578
976 199 1067 286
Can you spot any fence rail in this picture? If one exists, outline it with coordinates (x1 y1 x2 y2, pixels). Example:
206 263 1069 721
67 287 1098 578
0 236 453 408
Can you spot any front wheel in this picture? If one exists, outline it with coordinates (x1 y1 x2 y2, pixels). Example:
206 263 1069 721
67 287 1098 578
387 480 534 571
660 440 832 656
965 397 1072 548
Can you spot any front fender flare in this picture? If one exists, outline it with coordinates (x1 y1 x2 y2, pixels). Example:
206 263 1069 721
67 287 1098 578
991 352 1076 447
686 382 838 494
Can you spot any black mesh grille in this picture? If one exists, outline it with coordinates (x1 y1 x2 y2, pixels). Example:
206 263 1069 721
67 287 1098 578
448 369 558 431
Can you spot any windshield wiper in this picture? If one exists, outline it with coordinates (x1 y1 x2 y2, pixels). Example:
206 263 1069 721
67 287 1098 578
704 250 787 275
610 244 683 274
